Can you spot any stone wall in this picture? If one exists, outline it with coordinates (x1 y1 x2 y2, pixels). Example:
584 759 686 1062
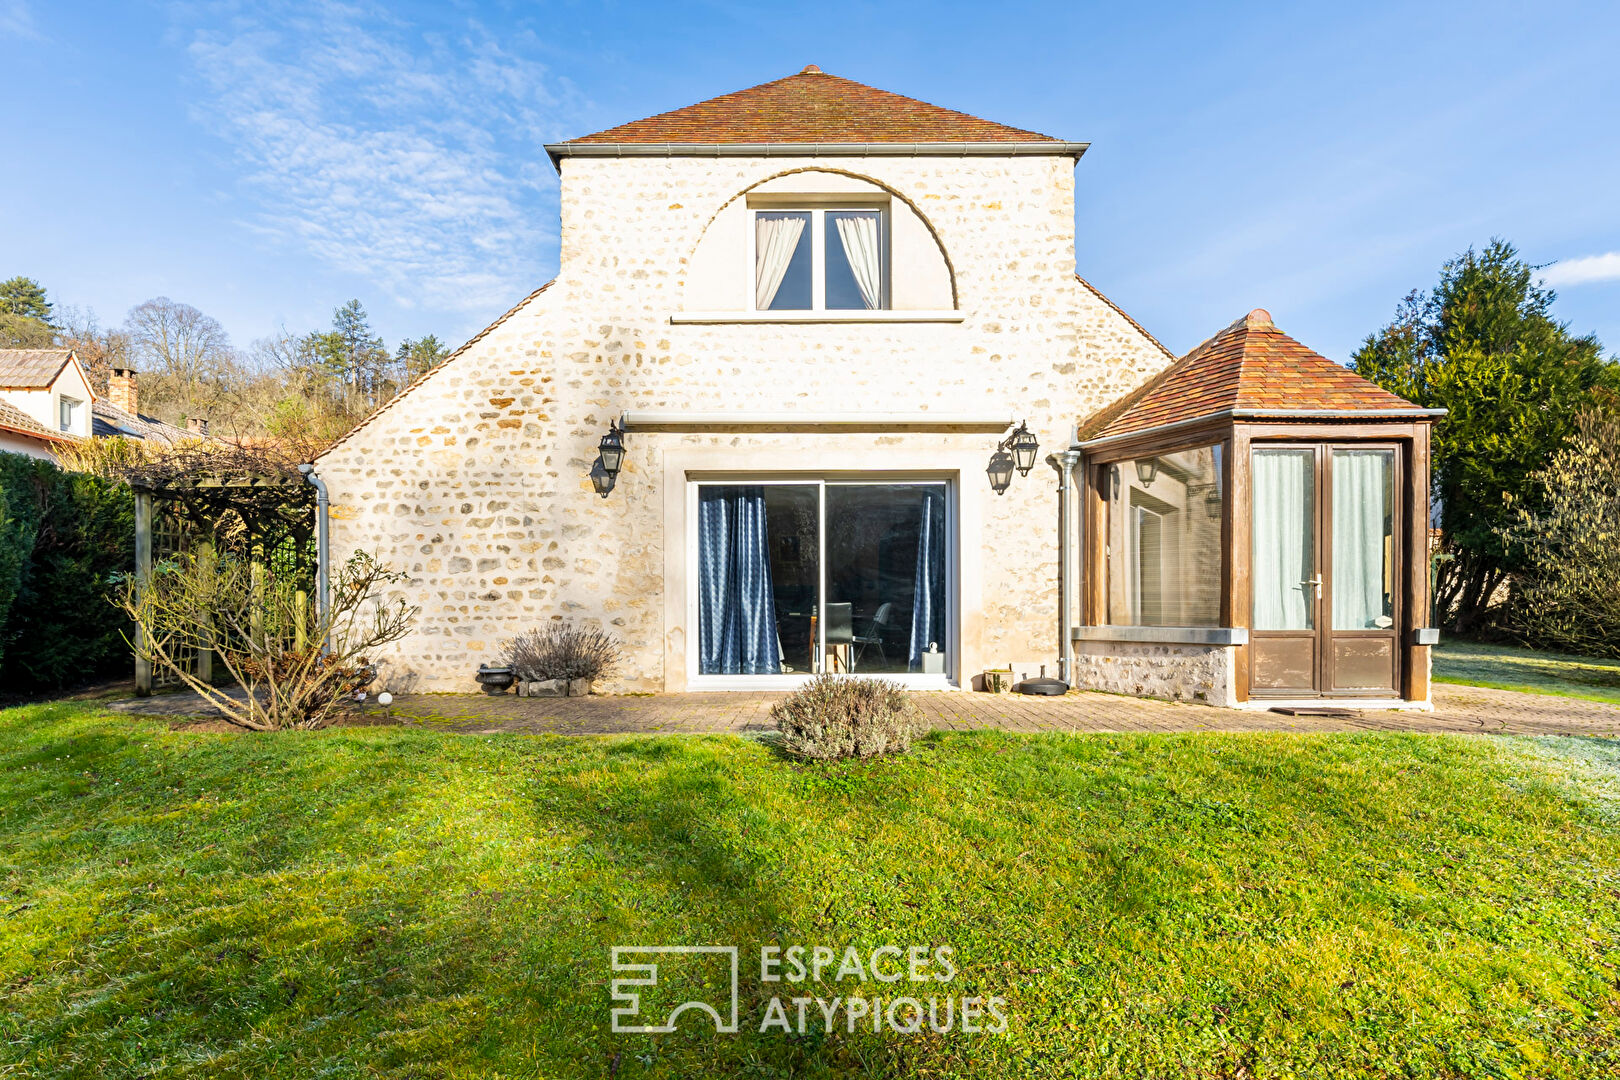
1072 641 1238 706
314 153 1173 692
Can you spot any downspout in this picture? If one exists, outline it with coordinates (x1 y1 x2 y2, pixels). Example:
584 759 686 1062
297 464 331 649
1050 446 1083 685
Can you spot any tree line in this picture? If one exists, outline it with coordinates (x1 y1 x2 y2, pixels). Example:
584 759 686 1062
0 277 450 453
1352 239 1620 649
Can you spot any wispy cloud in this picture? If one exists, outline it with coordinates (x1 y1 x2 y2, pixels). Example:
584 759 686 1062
180 2 586 313
0 0 40 40
1542 252 1620 287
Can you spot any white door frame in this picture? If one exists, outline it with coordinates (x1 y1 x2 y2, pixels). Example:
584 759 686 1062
661 447 985 692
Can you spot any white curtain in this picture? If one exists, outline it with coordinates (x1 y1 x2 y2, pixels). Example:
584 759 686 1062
755 214 806 310
1332 451 1392 630
834 212 882 309
1252 450 1314 630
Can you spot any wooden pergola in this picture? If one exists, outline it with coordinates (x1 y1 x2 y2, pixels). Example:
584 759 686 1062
1075 309 1443 704
128 447 315 696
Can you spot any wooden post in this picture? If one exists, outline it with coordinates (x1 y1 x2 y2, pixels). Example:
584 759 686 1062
294 589 309 653
250 530 265 650
196 540 214 685
134 491 152 697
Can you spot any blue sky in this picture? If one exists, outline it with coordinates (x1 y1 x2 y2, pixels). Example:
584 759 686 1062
3 0 1617 362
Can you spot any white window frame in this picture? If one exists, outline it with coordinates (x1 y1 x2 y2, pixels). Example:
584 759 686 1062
58 395 81 433
685 475 955 690
748 204 890 313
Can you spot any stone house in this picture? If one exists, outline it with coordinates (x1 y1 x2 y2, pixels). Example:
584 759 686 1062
312 67 1440 707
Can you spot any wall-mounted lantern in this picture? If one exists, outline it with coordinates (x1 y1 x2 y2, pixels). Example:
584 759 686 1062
1135 456 1160 488
1007 421 1040 476
593 421 626 498
986 450 1016 495
987 420 1040 494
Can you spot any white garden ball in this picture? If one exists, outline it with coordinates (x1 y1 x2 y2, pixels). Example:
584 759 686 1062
377 692 393 707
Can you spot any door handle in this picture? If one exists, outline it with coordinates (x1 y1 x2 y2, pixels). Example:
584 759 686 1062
1301 575 1323 594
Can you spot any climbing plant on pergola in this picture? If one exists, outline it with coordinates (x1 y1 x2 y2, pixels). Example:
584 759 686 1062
121 442 317 695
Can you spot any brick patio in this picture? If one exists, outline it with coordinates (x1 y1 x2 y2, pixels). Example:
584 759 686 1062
109 682 1620 737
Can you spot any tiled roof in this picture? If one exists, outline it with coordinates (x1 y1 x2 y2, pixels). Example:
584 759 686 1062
92 400 194 444
0 398 72 444
563 66 1063 146
0 348 74 389
1078 309 1431 443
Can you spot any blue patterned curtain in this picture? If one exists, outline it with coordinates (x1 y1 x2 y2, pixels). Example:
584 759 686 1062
698 486 782 675
908 490 945 670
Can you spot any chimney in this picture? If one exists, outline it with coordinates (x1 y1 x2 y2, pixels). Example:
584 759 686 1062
186 416 209 436
109 368 138 415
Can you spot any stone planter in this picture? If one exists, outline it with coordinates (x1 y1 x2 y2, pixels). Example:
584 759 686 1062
475 664 515 695
517 677 595 698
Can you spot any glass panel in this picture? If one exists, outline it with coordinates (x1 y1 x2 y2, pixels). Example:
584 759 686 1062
825 210 883 310
754 211 811 310
1251 448 1316 631
1332 450 1395 630
696 484 818 674
824 483 947 675
1105 444 1224 626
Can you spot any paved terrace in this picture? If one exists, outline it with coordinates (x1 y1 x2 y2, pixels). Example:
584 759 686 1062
109 683 1620 737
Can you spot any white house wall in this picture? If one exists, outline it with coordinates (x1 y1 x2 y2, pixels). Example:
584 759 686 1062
316 153 1173 693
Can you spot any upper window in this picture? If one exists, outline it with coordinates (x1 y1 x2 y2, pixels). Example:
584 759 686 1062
59 396 81 433
753 207 887 311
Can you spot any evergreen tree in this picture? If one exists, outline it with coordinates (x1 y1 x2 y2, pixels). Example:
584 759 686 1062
1354 239 1620 633
0 276 56 347
396 334 451 381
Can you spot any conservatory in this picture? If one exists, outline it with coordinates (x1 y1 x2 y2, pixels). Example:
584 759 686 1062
1071 309 1444 708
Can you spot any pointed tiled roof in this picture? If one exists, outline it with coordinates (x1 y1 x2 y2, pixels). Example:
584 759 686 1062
559 66 1067 148
1078 309 1436 443
0 348 76 390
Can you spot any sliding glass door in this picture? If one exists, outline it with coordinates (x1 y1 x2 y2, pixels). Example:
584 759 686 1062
692 479 951 685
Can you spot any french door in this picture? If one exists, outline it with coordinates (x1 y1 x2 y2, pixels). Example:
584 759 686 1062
1250 444 1401 697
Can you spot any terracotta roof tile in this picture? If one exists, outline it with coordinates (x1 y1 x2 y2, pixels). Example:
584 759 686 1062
565 66 1062 145
1078 309 1427 442
91 400 195 444
0 397 72 443
0 348 74 389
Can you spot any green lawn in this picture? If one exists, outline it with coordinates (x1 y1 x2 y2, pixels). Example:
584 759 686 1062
1434 639 1620 704
3 705 1619 1078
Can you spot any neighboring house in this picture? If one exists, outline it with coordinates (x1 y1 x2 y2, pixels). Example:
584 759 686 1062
93 368 197 445
0 348 95 459
311 66 1439 708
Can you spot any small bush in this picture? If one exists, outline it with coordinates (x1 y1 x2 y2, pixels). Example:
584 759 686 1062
772 674 927 760
503 624 622 687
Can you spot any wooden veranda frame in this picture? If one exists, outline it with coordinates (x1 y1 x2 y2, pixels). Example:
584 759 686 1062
1079 415 1434 703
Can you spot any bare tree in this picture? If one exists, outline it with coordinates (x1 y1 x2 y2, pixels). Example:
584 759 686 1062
55 304 130 396
119 549 419 730
125 297 234 424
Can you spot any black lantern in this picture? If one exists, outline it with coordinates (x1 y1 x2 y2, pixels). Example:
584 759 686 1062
598 421 626 475
986 450 1015 495
592 421 626 498
1135 457 1159 488
590 461 617 498
1008 422 1039 476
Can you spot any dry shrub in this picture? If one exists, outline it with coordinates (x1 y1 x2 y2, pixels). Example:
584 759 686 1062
772 674 927 760
502 624 623 688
